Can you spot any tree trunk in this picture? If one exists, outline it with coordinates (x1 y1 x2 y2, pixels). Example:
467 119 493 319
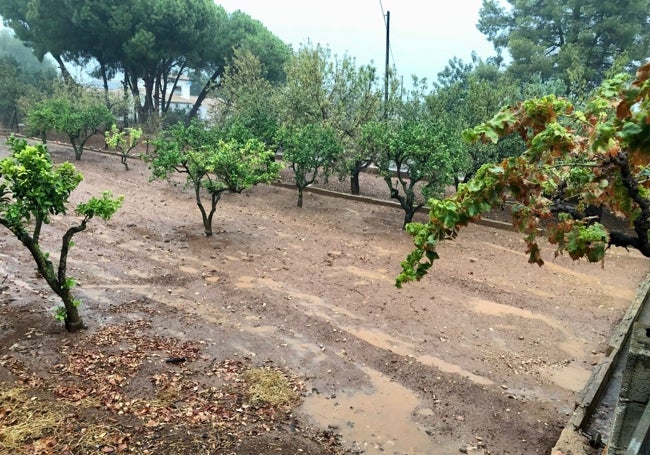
297 187 304 208
188 69 221 121
58 220 88 331
71 138 83 160
350 160 372 195
194 180 212 236
60 286 84 332
16 226 86 332
402 209 415 229
52 54 76 87
350 173 361 195
99 62 111 108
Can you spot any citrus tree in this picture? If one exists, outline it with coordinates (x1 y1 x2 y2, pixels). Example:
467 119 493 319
25 87 115 160
0 137 123 331
148 121 282 236
363 119 454 229
276 123 342 208
105 123 143 171
397 62 650 287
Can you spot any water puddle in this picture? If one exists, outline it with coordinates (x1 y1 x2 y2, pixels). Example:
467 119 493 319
234 275 361 322
343 266 391 283
471 298 583 356
178 265 200 274
302 366 433 454
544 364 591 391
347 327 493 386
416 354 494 386
481 242 635 300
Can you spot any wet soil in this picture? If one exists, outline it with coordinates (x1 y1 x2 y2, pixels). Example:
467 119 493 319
1 138 648 454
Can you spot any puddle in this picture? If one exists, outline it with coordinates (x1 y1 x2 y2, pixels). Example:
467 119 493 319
126 269 151 279
178 265 199 274
545 364 591 391
481 242 636 300
348 327 493 386
235 276 255 289
235 276 361 322
343 266 391 283
416 354 493 386
471 298 583 356
302 366 433 454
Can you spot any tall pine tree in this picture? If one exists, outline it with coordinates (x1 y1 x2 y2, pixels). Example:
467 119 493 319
478 0 650 92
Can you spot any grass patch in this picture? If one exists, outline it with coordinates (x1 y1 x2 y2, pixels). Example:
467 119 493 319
0 387 65 452
244 367 299 407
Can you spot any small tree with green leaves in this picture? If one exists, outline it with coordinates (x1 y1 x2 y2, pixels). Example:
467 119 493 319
276 123 343 208
148 121 282 236
397 62 650 287
25 87 115 160
0 137 123 331
362 119 454 228
105 124 143 171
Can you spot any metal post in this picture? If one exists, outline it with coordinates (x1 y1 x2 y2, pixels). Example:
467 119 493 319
384 10 390 119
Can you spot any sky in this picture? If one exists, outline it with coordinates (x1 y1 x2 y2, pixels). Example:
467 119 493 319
215 0 497 85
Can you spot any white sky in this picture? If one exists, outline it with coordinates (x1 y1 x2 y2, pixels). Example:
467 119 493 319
215 0 497 85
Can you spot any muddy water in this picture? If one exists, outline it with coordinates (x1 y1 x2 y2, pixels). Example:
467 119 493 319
545 363 592 391
348 327 494 386
471 298 585 356
471 298 593 391
302 366 434 454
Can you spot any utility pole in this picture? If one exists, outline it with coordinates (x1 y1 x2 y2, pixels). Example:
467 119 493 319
384 10 390 119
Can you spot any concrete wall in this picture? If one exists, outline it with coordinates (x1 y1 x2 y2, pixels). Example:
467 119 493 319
608 323 650 454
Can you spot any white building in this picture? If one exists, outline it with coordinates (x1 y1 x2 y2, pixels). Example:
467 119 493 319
163 76 219 121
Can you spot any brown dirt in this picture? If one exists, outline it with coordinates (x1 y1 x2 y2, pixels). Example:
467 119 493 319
1 137 648 454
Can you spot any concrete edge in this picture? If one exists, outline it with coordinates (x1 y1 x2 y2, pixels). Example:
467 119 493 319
272 182 518 231
551 275 650 454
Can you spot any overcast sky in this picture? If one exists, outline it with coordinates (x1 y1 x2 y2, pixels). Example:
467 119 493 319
216 0 497 85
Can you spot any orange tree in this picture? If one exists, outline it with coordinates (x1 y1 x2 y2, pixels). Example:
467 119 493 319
0 137 122 330
397 62 650 287
148 121 282 236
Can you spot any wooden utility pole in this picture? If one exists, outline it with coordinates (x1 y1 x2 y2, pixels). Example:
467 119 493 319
384 10 390 119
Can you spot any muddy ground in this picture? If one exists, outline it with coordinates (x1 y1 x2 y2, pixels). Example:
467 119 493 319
1 138 648 454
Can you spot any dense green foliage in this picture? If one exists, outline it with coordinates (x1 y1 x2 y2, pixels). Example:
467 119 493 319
0 55 25 127
105 124 143 171
397 63 650 287
148 121 282 235
363 118 453 228
478 0 650 91
214 48 279 146
0 29 56 85
0 0 290 123
357 77 454 228
25 86 115 159
277 43 382 196
428 56 571 189
277 123 343 208
0 137 122 330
